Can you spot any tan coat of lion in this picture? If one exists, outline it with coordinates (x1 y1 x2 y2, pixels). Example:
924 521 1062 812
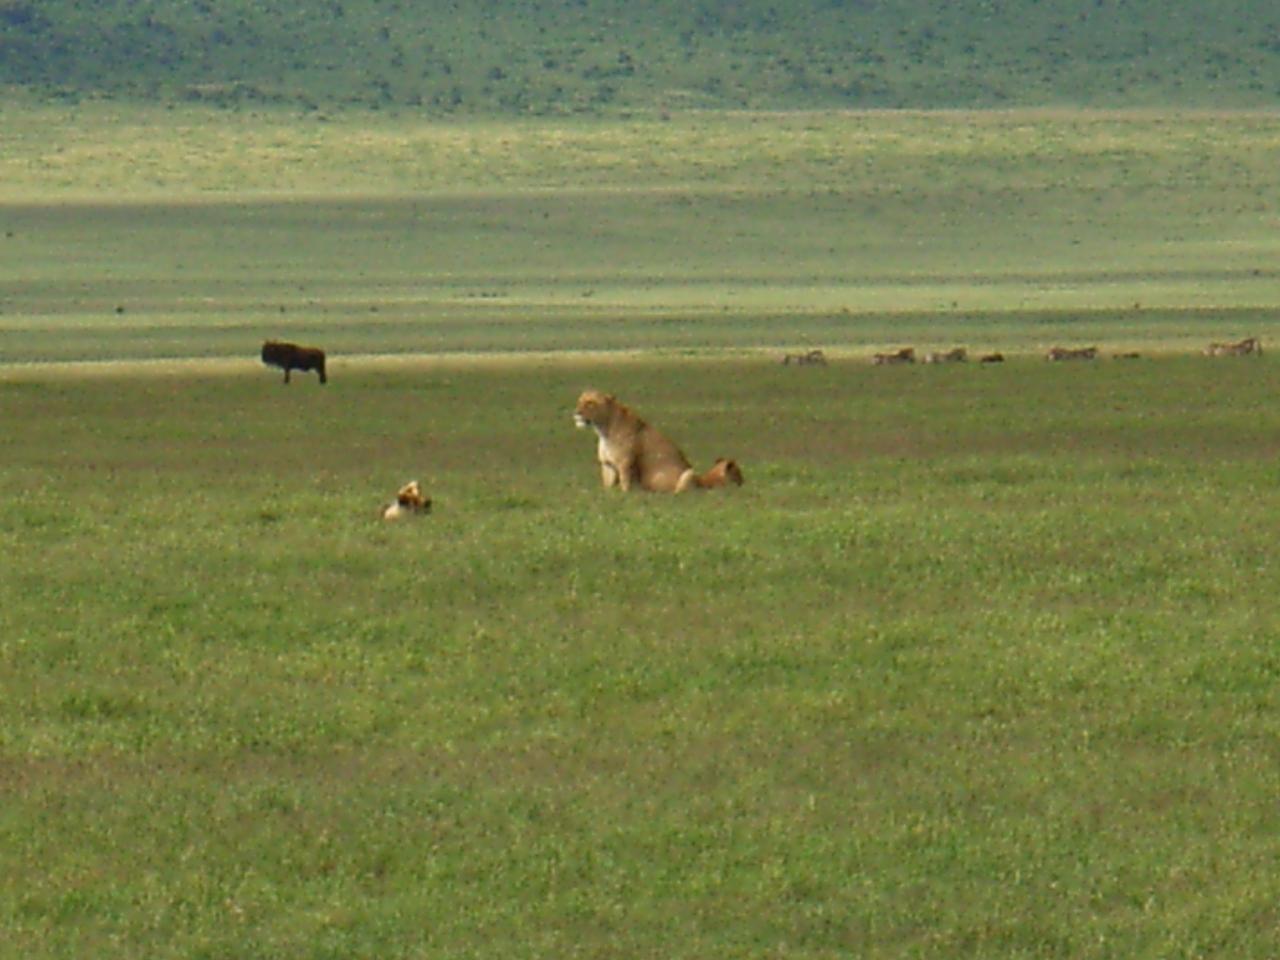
573 390 743 493
380 480 432 520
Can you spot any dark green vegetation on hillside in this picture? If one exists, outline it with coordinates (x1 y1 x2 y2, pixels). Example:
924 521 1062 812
4 0 1280 112
4 357 1280 957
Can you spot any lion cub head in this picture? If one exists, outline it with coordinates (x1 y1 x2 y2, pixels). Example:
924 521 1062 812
381 480 431 521
573 390 619 432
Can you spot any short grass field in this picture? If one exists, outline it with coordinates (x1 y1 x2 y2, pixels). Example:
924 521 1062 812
5 356 1280 958
4 106 1280 958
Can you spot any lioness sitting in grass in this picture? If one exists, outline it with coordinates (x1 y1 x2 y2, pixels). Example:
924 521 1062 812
573 390 743 493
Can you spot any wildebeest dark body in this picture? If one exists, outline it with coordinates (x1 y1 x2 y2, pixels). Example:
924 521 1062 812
261 340 327 384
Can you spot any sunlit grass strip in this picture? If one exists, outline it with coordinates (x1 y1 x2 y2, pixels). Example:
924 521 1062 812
4 104 1280 198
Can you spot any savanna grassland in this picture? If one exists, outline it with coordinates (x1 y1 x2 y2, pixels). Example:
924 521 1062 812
4 104 1280 959
4 104 1280 364
6 356 1280 959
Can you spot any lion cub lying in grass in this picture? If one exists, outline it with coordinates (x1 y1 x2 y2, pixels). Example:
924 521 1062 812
573 390 743 493
381 480 432 520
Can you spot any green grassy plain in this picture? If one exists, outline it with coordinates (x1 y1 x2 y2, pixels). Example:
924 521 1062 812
4 106 1280 958
4 357 1280 958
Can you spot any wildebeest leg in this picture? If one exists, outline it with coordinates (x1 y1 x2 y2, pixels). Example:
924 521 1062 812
283 368 291 384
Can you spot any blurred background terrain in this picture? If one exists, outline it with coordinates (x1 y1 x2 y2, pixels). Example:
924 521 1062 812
3 0 1279 113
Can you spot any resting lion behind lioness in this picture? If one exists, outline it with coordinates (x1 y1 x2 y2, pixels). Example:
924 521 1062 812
697 457 745 489
573 390 743 493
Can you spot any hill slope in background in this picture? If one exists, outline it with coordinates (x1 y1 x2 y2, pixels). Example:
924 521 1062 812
2 0 1279 113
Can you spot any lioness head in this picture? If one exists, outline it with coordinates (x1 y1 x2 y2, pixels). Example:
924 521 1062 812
574 390 616 430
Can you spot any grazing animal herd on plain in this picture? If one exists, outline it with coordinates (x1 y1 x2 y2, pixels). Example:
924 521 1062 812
1045 345 1099 361
781 349 828 366
257 334 1263 518
1203 336 1262 357
871 346 916 365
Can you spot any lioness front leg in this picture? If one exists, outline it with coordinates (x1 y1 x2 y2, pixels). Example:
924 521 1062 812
613 456 634 491
599 461 620 488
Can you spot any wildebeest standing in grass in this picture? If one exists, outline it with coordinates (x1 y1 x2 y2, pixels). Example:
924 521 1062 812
261 340 327 384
